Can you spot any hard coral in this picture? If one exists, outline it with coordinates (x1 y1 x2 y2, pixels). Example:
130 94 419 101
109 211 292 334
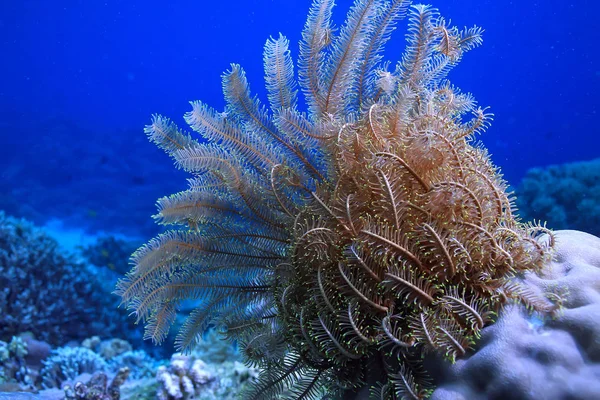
117 0 556 398
107 350 159 379
41 347 108 389
430 230 600 400
516 158 600 237
98 339 133 361
156 354 213 400
82 236 140 275
156 353 257 400
63 367 130 400
0 337 35 391
0 211 120 345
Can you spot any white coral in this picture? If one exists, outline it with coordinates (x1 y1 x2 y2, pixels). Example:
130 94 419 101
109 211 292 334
156 353 214 400
157 365 182 400
189 359 212 385
430 230 600 400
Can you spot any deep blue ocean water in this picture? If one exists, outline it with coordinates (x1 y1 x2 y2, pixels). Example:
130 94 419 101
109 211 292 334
1 0 599 236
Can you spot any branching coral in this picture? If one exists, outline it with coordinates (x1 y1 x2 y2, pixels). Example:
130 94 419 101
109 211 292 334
41 347 108 389
117 0 556 398
0 337 34 391
0 211 121 345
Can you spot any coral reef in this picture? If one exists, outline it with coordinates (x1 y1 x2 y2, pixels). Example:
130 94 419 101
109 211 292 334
63 367 130 400
0 211 128 345
20 335 52 368
41 347 108 389
107 350 161 379
82 236 140 275
209 361 259 400
0 337 35 391
189 329 238 364
7 337 28 359
156 355 213 400
80 337 102 354
0 331 251 399
82 337 132 361
429 230 600 400
117 0 556 398
0 336 255 398
0 210 162 358
35 342 162 399
156 353 257 400
516 158 600 237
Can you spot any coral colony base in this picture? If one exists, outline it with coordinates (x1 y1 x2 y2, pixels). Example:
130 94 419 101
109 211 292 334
1 222 599 399
116 0 562 398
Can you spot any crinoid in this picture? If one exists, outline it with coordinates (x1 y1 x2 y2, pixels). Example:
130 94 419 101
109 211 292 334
116 0 557 398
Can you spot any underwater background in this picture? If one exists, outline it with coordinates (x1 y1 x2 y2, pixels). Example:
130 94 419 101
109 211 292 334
0 0 599 398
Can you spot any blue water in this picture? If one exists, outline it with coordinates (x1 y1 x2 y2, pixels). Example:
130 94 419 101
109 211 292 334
1 0 598 236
